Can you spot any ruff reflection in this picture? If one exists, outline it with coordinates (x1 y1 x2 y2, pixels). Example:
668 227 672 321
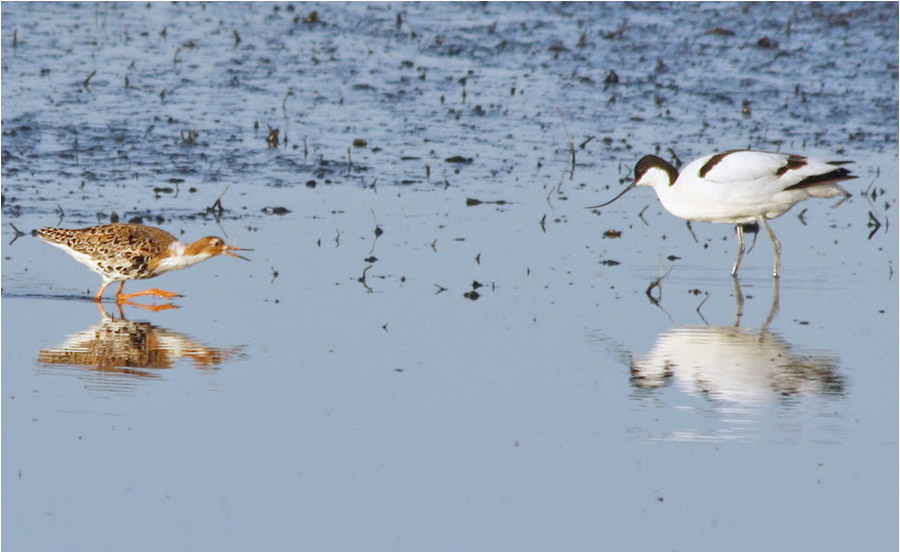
631 278 844 405
37 304 243 380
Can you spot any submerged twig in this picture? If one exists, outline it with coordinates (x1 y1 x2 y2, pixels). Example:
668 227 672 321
666 147 681 167
371 209 383 237
369 209 383 255
359 264 373 293
685 220 699 243
206 185 230 221
645 265 674 307
547 108 576 204
867 211 882 240
695 292 711 324
282 88 294 114
8 223 25 245
83 69 97 89
638 205 649 226
558 108 576 181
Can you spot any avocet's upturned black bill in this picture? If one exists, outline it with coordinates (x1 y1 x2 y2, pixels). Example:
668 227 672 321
590 150 855 277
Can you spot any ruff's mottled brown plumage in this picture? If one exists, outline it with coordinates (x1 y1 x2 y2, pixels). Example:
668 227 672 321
39 223 249 302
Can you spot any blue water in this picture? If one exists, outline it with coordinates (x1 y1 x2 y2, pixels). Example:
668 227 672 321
2 2 897 550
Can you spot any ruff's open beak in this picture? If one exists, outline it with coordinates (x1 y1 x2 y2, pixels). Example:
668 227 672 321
225 246 252 261
587 181 636 209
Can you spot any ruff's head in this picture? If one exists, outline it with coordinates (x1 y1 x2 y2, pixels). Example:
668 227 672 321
187 236 252 261
151 236 252 275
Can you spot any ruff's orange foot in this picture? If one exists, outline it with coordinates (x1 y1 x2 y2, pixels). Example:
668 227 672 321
115 284 183 300
40 223 250 303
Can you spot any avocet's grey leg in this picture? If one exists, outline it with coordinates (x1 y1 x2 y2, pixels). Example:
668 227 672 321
760 217 781 278
731 225 746 276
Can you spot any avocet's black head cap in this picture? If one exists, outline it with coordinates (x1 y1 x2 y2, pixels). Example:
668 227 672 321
634 155 677 186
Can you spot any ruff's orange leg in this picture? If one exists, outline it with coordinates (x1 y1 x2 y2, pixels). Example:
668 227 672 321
94 282 112 302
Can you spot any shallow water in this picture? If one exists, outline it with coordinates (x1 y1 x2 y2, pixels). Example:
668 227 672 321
2 2 898 551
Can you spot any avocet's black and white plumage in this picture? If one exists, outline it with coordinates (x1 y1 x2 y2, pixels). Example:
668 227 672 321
592 150 855 277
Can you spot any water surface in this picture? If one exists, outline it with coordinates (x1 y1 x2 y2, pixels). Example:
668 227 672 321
2 2 897 550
